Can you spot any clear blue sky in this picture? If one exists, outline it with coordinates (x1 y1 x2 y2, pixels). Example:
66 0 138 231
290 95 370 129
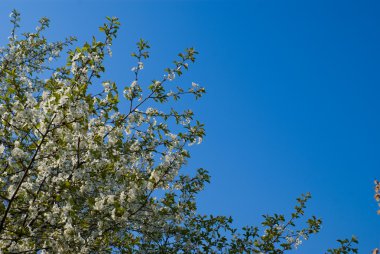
1 0 379 252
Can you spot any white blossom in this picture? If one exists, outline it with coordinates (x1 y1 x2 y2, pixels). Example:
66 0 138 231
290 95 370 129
167 72 175 81
11 147 25 159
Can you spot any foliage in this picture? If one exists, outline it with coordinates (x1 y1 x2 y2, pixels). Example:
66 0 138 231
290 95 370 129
0 11 357 253
326 236 358 254
374 180 380 214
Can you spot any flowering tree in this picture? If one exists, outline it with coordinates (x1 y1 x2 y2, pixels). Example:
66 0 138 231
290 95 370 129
0 11 357 253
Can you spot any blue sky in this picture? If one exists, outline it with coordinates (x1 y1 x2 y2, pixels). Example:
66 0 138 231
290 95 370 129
1 0 380 252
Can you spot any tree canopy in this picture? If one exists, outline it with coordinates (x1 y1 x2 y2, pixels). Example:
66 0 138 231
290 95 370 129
0 11 358 253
